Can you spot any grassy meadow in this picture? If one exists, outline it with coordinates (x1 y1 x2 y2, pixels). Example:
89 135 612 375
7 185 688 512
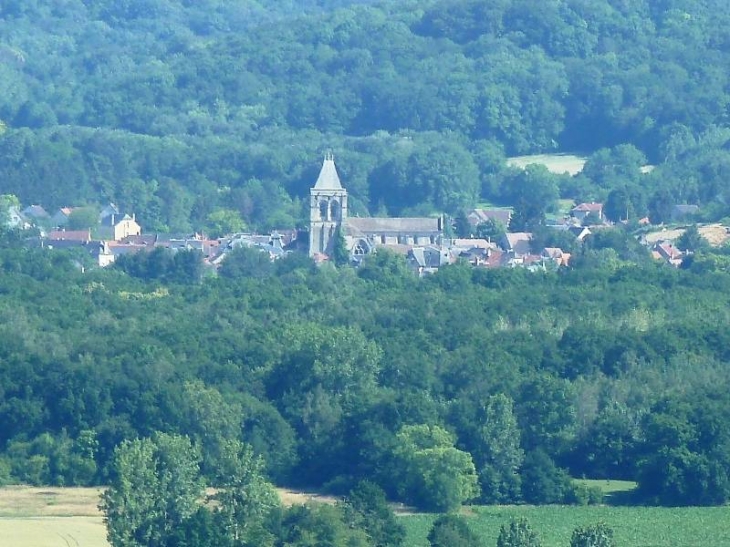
506 154 588 176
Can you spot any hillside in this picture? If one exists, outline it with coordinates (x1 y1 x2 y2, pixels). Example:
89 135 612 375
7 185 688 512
2 0 730 232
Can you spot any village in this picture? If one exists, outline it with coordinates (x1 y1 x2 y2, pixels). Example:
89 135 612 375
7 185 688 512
2 157 728 276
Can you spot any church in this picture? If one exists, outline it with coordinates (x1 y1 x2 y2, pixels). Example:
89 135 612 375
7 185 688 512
309 154 444 259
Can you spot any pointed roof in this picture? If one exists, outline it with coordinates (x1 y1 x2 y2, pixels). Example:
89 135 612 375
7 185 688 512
313 153 343 190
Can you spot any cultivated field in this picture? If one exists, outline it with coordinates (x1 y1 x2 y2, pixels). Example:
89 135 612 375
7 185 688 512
0 517 107 547
0 486 107 547
402 505 730 547
0 486 340 547
643 223 729 247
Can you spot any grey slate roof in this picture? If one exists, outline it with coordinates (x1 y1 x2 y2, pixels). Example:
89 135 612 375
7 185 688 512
313 156 343 190
22 205 49 218
502 232 533 255
467 208 512 227
346 217 441 235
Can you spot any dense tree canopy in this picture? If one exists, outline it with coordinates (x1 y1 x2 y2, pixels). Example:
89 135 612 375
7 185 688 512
3 0 730 228
0 243 730 508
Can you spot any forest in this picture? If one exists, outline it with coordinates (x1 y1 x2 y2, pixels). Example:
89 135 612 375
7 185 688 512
2 0 730 232
0 233 729 513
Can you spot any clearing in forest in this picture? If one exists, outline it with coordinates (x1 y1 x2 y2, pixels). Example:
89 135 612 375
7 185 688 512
507 154 588 175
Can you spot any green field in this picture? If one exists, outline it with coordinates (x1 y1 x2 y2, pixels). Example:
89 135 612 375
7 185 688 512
402 505 730 547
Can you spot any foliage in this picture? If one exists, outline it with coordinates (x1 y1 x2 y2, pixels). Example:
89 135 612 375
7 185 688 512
176 380 243 480
277 503 371 547
497 518 542 547
100 433 204 547
2 239 730 509
6 430 97 486
212 440 280 546
114 247 204 284
520 450 574 505
5 0 730 229
341 481 405 547
569 522 616 547
393 424 480 512
205 208 246 239
636 390 730 506
67 207 99 230
427 513 482 547
475 218 506 242
332 225 350 267
503 165 559 231
218 245 274 279
471 394 523 504
675 224 709 253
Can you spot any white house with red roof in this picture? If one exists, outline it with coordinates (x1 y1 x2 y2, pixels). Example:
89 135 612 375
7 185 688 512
571 202 603 222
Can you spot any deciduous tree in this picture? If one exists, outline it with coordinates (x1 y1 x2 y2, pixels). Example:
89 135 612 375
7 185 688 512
569 522 616 547
101 433 204 547
497 518 542 547
393 424 480 512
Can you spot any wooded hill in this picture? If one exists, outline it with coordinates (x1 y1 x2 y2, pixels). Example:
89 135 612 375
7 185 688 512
2 0 730 232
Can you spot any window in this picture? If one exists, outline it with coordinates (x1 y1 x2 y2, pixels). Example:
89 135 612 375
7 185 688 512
330 200 341 221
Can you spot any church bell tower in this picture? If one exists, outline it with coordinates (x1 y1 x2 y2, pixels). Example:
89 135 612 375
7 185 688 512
309 153 348 257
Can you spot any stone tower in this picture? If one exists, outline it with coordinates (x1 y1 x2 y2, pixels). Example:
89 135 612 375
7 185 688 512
309 153 347 257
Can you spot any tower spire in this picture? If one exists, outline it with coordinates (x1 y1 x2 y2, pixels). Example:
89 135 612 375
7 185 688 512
309 154 348 257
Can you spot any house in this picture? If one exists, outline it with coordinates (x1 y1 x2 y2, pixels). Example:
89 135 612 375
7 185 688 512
407 245 451 276
653 241 684 267
449 238 496 251
466 208 512 229
541 247 571 267
21 205 49 221
48 229 92 242
51 207 75 227
101 241 150 266
500 232 533 257
308 155 444 259
113 214 141 241
99 203 120 226
571 202 603 222
482 248 506 268
551 223 592 242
